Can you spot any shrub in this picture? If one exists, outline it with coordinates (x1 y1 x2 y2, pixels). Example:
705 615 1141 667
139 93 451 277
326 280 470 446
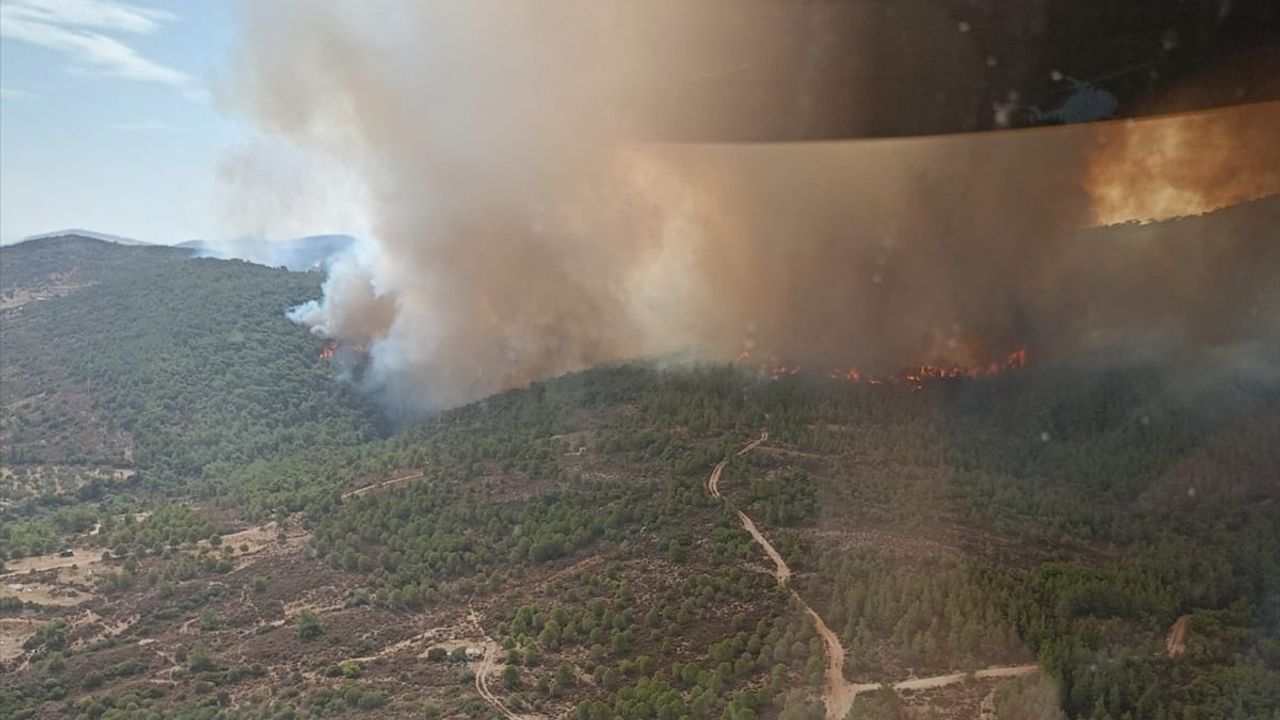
296 610 323 640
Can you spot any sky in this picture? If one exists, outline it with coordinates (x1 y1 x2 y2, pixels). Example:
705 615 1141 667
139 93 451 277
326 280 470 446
0 0 244 245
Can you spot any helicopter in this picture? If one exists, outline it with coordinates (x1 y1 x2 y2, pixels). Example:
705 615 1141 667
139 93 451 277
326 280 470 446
1024 63 1156 125
1024 77 1119 124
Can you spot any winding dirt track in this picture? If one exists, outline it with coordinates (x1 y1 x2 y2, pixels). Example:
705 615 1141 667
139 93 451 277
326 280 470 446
708 431 1040 719
470 606 536 720
708 431 857 720
451 431 1037 720
475 639 523 720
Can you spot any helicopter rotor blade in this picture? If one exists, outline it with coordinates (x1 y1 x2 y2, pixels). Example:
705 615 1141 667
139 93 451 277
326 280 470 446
1043 61 1160 95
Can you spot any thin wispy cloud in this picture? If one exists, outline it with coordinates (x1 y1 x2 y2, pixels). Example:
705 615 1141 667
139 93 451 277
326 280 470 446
0 87 33 100
0 0 206 101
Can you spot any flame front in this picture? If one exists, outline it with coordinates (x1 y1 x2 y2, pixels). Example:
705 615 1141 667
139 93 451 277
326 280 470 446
319 340 368 362
761 344 1034 387
1087 103 1280 226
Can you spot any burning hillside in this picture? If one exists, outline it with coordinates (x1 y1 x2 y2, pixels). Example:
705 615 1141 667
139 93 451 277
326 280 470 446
318 339 371 374
749 345 1029 386
1087 102 1280 225
232 3 1279 414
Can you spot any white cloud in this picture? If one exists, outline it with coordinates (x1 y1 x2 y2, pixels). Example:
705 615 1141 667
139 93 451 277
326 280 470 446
0 0 205 101
4 0 174 33
0 87 33 99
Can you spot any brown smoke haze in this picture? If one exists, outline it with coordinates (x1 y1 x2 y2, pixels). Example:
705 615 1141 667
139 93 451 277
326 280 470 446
229 2 1280 413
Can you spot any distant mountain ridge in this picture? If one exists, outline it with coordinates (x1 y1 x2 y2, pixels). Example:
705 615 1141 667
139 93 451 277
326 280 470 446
18 228 150 246
187 234 358 271
0 234 191 306
12 231 358 273
2 232 360 299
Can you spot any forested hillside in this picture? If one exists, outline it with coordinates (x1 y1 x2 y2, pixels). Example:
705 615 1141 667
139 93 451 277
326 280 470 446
0 247 384 554
5 355 1274 720
1 241 1276 720
0 235 189 306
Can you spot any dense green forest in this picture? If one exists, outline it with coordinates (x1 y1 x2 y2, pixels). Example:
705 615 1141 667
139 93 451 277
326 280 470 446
0 245 382 504
0 235 189 295
0 242 384 571
288 363 1280 719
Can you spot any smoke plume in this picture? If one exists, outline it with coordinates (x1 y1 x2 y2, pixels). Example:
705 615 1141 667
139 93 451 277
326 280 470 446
228 2 1280 413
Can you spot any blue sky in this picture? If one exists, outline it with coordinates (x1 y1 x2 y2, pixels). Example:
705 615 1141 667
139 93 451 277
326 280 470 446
0 0 244 245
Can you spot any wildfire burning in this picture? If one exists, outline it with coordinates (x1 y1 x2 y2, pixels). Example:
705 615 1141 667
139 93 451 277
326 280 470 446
242 1 1278 416
318 339 368 362
1087 102 1280 225
743 345 1029 387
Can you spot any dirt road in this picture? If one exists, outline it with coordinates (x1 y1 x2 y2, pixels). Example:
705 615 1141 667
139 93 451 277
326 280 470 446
708 433 1043 716
803 601 857 719
475 640 522 720
340 471 424 500
470 606 539 720
882 664 1040 692
707 430 856 720
736 509 791 585
706 430 769 499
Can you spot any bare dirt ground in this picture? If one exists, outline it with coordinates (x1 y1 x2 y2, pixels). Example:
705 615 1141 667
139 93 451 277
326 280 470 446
875 664 1041 692
1166 614 1191 658
980 685 999 720
0 549 105 578
0 518 307 614
1 579 91 607
210 520 309 564
0 617 45 662
0 275 91 309
1 546 109 609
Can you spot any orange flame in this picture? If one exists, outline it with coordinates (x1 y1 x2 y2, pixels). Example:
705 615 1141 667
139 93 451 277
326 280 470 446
828 345 1029 387
319 340 369 361
1087 103 1280 225
743 342 1029 386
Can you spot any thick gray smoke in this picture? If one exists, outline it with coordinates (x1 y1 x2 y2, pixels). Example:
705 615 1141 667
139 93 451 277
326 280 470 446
228 2 1280 413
